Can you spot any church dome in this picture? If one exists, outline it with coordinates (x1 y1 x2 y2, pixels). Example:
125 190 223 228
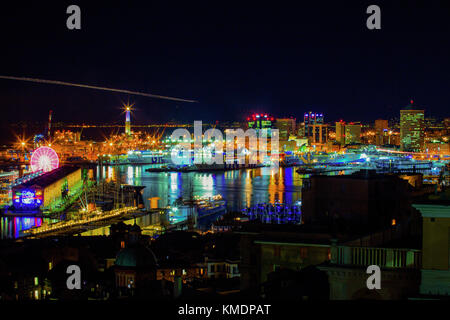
115 246 158 268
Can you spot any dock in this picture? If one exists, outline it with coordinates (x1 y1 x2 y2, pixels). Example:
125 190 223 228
23 206 162 238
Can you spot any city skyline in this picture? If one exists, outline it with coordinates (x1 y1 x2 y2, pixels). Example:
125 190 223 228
1 1 450 306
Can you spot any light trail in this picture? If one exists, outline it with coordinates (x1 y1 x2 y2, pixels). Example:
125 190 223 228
0 75 197 103
376 148 450 156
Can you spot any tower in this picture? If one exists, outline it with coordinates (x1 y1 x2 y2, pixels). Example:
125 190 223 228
124 103 133 136
400 100 424 152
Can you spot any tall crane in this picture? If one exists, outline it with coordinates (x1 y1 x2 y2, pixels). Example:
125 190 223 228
47 109 53 140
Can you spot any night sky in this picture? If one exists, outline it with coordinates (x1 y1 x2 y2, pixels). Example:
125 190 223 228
1 1 450 126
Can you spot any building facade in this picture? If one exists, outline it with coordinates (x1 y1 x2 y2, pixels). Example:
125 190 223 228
413 203 450 296
400 102 425 152
12 166 82 210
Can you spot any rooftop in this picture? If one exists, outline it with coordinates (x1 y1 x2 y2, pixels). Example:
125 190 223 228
15 165 81 188
401 101 424 111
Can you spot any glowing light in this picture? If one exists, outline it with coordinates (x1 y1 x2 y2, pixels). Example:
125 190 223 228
30 146 59 172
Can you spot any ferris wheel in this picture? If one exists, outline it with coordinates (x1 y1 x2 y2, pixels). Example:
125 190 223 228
30 146 60 173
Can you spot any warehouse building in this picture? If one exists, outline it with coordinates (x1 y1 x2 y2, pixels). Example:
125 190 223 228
12 165 82 210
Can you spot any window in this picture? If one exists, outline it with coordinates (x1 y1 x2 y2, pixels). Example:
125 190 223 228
300 247 308 259
34 277 39 286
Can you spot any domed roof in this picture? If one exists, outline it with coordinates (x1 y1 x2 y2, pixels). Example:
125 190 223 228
115 245 158 268
129 223 141 232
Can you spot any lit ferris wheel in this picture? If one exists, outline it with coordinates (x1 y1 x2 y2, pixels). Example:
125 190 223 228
30 146 60 173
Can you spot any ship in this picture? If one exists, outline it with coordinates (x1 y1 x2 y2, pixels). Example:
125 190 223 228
167 194 227 223
106 150 170 165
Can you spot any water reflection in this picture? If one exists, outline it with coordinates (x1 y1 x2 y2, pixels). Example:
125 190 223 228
0 165 355 239
96 165 305 211
1 216 43 239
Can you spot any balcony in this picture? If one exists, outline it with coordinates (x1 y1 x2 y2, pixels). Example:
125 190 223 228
332 246 421 269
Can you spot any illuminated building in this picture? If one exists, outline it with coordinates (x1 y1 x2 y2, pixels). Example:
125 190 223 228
304 111 324 125
375 119 389 145
424 140 450 155
345 123 361 144
303 111 323 137
400 101 425 152
303 112 327 146
444 118 450 134
247 113 274 130
335 121 361 145
275 118 296 140
335 121 345 144
12 165 82 210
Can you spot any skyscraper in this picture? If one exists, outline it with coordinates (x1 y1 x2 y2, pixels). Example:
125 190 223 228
335 121 345 144
304 112 327 144
275 117 296 140
375 119 389 146
344 123 361 144
400 101 424 152
335 121 361 145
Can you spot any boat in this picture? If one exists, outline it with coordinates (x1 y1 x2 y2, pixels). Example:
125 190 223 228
167 194 227 223
106 150 170 165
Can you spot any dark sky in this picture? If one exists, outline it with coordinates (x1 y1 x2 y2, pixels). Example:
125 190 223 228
1 0 450 126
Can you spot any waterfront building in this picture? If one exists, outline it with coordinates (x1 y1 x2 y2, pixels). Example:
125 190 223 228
400 101 425 152
11 165 82 211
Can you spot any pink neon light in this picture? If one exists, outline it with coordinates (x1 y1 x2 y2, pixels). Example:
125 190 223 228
30 146 60 173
